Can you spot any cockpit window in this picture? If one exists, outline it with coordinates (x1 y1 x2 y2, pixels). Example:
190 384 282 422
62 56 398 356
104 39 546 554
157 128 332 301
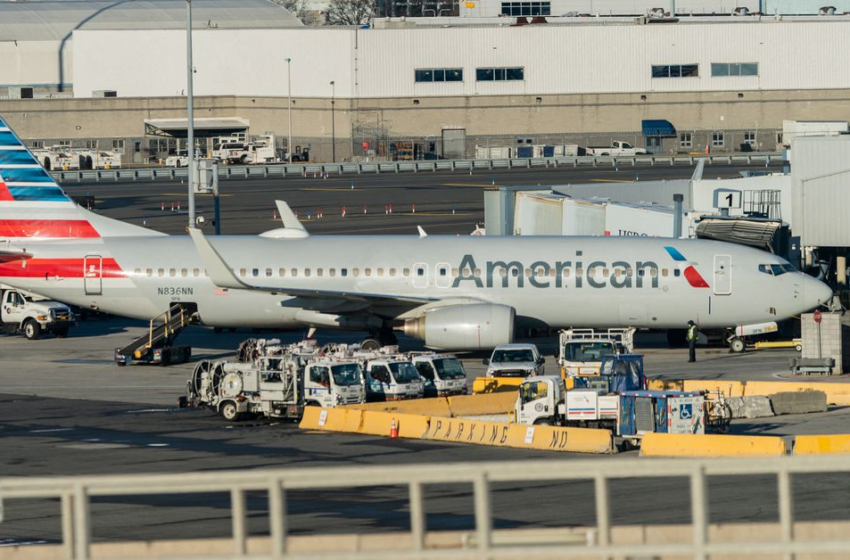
760 263 795 276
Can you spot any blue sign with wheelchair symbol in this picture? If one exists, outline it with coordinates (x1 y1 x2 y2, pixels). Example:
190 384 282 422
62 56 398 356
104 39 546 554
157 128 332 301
680 404 693 419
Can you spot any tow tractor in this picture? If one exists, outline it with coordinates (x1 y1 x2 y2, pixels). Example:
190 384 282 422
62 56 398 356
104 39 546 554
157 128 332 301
557 328 635 378
114 304 194 366
183 349 365 421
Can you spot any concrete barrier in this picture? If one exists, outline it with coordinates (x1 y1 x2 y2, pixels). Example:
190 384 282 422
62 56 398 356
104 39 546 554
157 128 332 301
744 381 850 406
770 391 828 415
683 380 746 398
446 392 517 417
795 435 850 455
640 433 787 458
299 407 363 433
471 377 523 394
348 397 452 417
425 416 613 454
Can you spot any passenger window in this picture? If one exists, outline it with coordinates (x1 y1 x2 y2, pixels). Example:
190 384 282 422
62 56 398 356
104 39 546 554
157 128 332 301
266 268 273 277
661 268 669 277
417 268 425 277
170 268 177 277
252 268 259 277
240 268 246 277
524 268 531 277
291 268 298 277
158 268 165 277
317 268 323 277
452 268 458 276
439 268 447 277
603 268 610 277
562 269 570 277
304 268 311 277
365 268 372 277
279 268 286 277
341 268 348 277
193 269 200 277
181 269 188 277
674 269 681 277
134 268 141 275
146 268 153 277
329 268 336 277
474 268 482 277
389 268 396 277
377 268 384 277
353 268 360 277
403 268 411 277
576 268 583 277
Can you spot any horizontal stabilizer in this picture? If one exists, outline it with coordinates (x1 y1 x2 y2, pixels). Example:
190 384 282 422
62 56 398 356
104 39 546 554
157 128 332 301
0 249 33 263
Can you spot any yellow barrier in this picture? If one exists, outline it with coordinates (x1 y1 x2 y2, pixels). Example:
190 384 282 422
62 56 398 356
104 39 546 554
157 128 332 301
298 407 362 433
640 433 787 458
425 416 613 454
471 377 523 394
744 381 850 406
347 398 452 417
446 392 517 417
299 406 323 430
794 435 850 455
646 379 684 391
683 380 746 398
358 410 399 436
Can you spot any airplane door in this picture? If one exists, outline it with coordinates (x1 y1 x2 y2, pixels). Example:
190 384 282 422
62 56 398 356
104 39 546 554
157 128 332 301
713 255 731 295
413 263 429 288
83 255 103 295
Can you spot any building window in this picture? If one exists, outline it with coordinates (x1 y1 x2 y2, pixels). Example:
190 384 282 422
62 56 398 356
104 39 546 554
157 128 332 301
679 132 692 148
58 140 72 147
113 139 125 150
651 64 699 78
500 1 551 15
476 67 525 81
30 141 44 149
711 62 758 77
85 140 98 149
744 131 756 145
712 132 725 147
415 68 463 83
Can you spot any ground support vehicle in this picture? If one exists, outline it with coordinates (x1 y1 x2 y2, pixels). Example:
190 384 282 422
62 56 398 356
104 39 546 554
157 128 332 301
351 346 424 401
1 288 75 339
410 353 468 397
618 390 706 447
586 141 647 157
31 147 80 171
516 355 645 429
484 343 545 378
114 304 193 366
749 338 803 352
557 328 635 378
183 352 365 421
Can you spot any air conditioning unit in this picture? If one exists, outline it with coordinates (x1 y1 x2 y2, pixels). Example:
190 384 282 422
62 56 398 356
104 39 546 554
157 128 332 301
92 90 118 98
819 6 836 15
8 87 34 99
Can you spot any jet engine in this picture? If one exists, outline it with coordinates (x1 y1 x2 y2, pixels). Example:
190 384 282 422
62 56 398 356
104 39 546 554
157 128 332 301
401 304 515 350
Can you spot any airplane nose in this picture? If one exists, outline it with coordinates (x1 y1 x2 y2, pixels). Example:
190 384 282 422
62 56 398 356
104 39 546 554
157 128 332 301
804 275 834 310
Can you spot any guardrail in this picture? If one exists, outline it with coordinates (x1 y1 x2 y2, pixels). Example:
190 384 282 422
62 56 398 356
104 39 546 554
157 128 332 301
51 152 782 183
2 454 849 559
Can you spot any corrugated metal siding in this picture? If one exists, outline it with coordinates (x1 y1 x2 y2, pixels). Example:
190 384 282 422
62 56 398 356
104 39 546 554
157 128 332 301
514 192 564 234
791 136 850 247
71 20 850 98
461 0 762 17
763 0 850 14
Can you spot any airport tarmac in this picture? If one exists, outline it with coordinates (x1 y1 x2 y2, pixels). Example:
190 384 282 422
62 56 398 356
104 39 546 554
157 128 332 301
3 320 850 546
60 162 781 236
7 159 850 548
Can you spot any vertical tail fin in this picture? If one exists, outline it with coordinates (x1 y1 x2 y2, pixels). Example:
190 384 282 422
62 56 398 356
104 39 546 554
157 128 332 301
0 114 163 241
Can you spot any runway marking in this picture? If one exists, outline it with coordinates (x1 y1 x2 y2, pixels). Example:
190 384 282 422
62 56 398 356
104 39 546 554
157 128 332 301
30 428 74 433
60 443 131 450
300 187 362 192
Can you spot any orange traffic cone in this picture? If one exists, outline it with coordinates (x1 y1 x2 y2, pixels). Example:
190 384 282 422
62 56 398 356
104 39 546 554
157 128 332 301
390 418 399 439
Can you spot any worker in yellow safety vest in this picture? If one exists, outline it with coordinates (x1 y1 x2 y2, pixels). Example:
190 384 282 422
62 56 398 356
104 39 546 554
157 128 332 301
687 320 698 363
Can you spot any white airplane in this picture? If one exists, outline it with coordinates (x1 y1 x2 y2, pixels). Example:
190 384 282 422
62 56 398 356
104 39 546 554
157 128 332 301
0 116 833 350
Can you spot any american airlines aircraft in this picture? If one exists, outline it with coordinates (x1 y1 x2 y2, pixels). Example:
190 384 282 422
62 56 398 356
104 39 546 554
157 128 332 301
0 116 833 350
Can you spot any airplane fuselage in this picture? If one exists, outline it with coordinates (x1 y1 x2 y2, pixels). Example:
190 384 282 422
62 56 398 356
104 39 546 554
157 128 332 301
0 234 826 331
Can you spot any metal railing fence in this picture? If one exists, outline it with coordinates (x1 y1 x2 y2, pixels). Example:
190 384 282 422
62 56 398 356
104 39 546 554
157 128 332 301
50 153 781 183
3 455 850 559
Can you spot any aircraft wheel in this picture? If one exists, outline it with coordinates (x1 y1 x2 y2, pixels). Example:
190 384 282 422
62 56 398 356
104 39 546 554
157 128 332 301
23 320 41 340
360 338 381 351
729 337 745 353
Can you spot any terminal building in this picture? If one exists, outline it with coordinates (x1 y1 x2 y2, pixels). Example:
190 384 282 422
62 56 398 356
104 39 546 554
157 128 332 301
1 0 849 162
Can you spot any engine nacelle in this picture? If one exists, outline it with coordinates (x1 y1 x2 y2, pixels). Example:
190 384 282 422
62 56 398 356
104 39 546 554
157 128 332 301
402 304 515 350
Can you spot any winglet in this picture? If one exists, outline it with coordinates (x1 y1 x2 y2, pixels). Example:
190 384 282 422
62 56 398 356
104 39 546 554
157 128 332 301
276 200 307 233
417 226 428 238
187 227 249 290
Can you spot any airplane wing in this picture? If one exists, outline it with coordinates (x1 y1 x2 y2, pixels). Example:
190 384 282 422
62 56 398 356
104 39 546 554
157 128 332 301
187 228 437 306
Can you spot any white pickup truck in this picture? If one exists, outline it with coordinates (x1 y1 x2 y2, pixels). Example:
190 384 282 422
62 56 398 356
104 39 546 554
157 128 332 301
586 141 647 157
1 288 76 339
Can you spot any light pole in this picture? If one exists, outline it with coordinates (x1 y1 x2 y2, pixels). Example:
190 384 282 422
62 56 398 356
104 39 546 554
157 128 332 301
330 80 336 163
286 57 292 164
186 0 196 228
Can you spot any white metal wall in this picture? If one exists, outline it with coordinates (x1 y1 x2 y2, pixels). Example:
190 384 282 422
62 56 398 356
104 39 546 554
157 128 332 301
791 136 850 247
72 20 850 99
0 39 72 90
